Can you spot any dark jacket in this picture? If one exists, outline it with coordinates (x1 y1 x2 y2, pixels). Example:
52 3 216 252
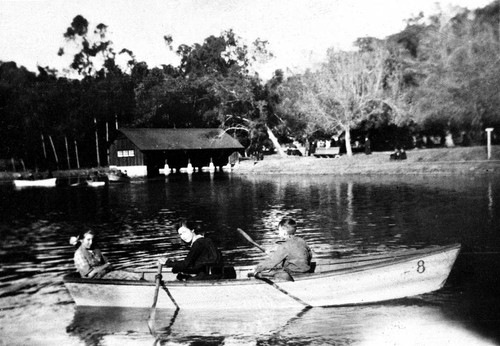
172 237 222 275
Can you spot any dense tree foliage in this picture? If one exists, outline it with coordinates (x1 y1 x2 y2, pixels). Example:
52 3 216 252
1 3 500 169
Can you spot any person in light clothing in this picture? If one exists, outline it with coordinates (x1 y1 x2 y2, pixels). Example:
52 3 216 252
71 229 142 280
254 217 312 280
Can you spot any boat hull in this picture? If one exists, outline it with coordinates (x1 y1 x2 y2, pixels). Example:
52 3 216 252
63 244 460 309
13 178 57 187
106 171 131 183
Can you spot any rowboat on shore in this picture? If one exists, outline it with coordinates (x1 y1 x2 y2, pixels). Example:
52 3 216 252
13 177 57 188
63 243 460 310
106 169 131 183
87 181 106 187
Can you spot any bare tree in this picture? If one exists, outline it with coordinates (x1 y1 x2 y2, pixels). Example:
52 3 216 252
298 47 391 156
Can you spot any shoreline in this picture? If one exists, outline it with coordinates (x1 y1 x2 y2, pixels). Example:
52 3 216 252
1 146 499 180
232 147 500 176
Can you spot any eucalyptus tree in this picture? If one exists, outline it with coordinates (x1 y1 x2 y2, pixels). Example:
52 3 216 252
57 15 137 166
294 46 399 156
388 7 500 143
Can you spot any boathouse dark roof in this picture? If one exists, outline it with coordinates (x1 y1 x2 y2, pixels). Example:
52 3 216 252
118 128 244 151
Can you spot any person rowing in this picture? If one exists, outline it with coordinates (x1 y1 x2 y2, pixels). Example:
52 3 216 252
157 219 223 281
254 217 312 281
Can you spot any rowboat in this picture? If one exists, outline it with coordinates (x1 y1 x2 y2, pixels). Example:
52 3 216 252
63 243 460 309
87 181 106 187
13 177 57 188
106 169 131 183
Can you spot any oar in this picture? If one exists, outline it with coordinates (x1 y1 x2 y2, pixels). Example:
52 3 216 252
147 262 163 333
236 228 266 253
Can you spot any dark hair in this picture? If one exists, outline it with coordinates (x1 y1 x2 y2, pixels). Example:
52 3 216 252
178 219 204 235
278 217 297 235
69 229 96 246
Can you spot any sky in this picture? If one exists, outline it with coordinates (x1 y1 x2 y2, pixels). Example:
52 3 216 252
0 0 494 80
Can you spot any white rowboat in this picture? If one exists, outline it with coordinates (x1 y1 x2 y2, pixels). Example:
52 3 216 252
63 243 460 310
13 178 57 188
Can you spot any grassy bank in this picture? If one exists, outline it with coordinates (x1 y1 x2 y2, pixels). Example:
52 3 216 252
234 146 500 175
1 146 499 180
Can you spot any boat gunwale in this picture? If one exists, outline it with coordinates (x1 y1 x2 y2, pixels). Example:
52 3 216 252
63 243 460 288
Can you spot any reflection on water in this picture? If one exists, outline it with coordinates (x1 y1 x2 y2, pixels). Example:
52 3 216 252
66 301 496 346
1 174 500 345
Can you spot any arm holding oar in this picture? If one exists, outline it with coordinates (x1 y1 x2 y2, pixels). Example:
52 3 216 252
239 218 312 280
237 220 312 307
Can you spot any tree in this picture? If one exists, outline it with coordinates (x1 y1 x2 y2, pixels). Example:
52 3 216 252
405 8 500 143
58 15 134 78
295 46 395 156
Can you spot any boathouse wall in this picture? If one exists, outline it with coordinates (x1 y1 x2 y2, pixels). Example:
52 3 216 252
108 128 244 177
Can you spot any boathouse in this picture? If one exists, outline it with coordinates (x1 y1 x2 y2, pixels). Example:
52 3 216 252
109 128 244 176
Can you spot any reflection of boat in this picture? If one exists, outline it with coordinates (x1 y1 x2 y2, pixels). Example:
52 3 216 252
66 300 493 345
70 180 106 187
106 169 131 183
67 306 304 343
13 177 57 188
63 244 460 309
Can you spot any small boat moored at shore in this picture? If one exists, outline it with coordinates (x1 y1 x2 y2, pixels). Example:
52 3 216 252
106 169 131 183
13 177 57 188
63 243 461 310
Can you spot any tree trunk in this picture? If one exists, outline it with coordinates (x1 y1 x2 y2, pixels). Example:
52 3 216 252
94 117 100 167
65 136 71 169
74 140 81 169
345 126 353 157
266 125 287 157
48 135 59 166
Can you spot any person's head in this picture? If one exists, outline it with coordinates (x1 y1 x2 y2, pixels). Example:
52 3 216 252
70 229 97 250
177 219 203 244
277 217 297 238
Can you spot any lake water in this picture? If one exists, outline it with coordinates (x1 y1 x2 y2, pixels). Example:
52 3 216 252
0 173 500 345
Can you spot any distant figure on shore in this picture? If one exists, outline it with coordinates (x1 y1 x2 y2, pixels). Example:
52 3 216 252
364 137 372 155
390 148 407 160
400 148 407 160
339 138 346 155
461 132 471 147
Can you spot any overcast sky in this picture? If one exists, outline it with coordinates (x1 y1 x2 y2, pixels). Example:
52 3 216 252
0 0 493 79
